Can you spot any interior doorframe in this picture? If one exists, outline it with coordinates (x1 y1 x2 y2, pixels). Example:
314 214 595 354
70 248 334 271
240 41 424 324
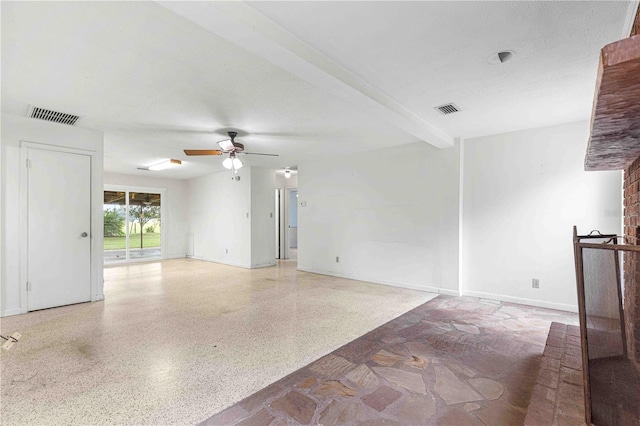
104 184 167 263
19 141 101 314
275 188 281 259
284 187 298 260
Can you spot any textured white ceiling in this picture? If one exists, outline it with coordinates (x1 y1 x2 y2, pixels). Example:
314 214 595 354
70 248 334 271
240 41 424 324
247 1 633 138
1 1 636 179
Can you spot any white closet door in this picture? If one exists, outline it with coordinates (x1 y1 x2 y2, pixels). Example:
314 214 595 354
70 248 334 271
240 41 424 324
27 147 91 311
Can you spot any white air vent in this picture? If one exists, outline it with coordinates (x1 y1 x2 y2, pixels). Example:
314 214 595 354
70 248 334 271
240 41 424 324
28 106 79 126
434 103 460 115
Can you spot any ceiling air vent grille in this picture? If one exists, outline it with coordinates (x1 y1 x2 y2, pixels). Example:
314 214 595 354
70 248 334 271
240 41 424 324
434 103 459 115
28 106 79 126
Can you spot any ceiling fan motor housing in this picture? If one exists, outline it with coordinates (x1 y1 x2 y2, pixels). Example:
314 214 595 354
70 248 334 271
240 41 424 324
227 132 244 152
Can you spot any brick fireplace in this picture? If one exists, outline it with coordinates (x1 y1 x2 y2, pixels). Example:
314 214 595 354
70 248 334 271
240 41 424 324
578 11 640 422
585 13 640 372
623 158 640 369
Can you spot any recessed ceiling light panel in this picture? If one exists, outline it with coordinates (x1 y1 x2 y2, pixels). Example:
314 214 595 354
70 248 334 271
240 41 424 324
147 159 182 171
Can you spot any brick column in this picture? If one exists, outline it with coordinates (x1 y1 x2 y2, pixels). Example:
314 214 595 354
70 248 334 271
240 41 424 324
623 156 640 368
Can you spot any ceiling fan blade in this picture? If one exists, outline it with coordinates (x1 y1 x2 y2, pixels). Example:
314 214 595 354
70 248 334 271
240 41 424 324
183 149 223 156
241 152 279 157
217 139 234 151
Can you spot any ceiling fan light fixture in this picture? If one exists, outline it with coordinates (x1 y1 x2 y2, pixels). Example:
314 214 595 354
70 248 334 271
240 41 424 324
222 157 233 169
223 154 243 170
148 159 181 171
284 169 291 179
232 157 243 170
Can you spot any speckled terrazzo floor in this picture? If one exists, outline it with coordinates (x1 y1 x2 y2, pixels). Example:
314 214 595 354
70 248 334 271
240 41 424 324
201 296 578 425
0 258 437 425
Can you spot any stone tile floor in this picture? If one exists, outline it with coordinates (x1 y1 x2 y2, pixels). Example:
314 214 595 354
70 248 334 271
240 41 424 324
201 295 578 425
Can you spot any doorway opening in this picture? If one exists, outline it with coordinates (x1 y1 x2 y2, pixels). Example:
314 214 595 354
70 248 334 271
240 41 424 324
275 186 298 260
103 189 162 264
288 189 298 260
275 168 299 261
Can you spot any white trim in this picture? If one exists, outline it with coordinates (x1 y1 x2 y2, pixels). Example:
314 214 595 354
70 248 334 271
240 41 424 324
284 187 297 260
276 188 285 259
1 308 22 317
461 289 578 313
95 294 105 301
622 1 639 38
19 145 27 313
457 137 465 295
439 288 461 297
251 261 277 269
20 141 99 314
189 256 252 269
297 267 443 295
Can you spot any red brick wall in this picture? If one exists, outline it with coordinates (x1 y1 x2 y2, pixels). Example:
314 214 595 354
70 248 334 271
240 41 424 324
632 6 640 37
623 157 640 367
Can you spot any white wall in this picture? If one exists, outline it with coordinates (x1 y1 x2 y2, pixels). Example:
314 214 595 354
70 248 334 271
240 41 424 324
275 170 298 188
461 121 622 311
186 168 252 267
1 114 104 316
187 167 276 268
103 172 188 259
251 168 276 268
298 141 460 294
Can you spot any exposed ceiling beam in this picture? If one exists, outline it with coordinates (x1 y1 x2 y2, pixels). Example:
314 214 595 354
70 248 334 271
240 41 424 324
157 1 454 149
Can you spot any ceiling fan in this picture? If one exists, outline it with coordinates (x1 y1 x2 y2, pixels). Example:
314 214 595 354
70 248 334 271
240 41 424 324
184 131 278 170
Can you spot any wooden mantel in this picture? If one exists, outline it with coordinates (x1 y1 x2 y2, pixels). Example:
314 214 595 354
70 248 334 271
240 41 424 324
584 34 640 171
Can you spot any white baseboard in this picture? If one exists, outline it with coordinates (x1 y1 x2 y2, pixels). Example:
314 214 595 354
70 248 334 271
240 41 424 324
1 307 22 317
439 288 461 297
297 267 445 295
165 254 186 260
461 290 578 313
190 256 252 269
251 262 277 269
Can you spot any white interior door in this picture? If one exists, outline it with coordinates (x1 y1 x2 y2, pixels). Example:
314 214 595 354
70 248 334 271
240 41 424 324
27 147 91 311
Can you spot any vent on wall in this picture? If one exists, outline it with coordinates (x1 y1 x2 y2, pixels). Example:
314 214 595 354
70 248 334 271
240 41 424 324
28 106 79 126
434 103 460 115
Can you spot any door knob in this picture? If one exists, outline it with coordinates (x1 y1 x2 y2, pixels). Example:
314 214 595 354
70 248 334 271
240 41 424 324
81 232 89 238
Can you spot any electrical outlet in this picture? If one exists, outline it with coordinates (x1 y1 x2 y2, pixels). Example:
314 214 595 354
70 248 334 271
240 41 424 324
532 279 540 289
336 256 340 263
